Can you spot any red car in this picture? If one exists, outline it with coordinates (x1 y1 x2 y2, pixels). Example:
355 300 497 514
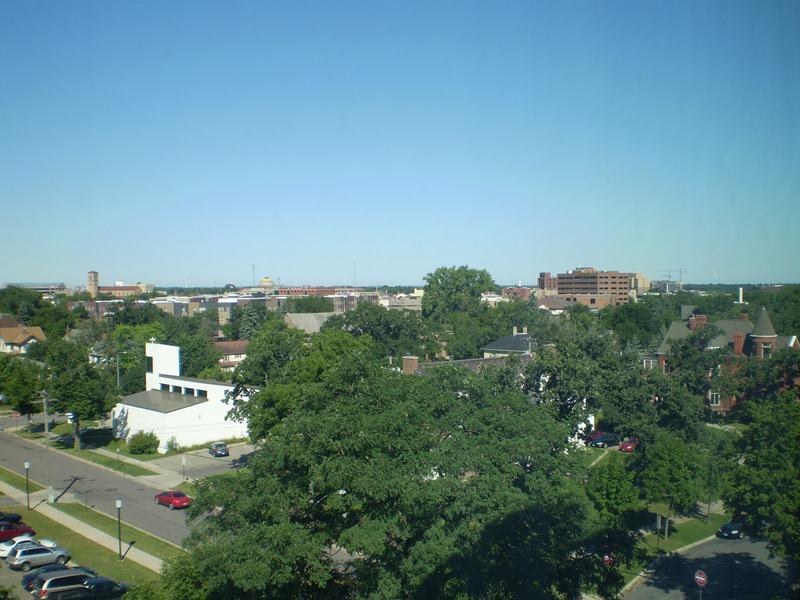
619 438 640 452
0 522 35 542
154 490 191 510
584 430 606 444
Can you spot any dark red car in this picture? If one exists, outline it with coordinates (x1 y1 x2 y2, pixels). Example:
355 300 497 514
154 490 191 510
584 430 606 444
0 522 35 542
619 438 640 452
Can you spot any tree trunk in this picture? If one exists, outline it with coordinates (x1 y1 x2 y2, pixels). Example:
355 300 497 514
73 420 82 451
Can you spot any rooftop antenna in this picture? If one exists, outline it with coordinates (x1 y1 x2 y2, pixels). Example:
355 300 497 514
354 259 357 289
252 264 255 287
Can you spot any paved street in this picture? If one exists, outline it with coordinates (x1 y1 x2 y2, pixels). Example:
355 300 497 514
623 536 798 599
0 417 256 548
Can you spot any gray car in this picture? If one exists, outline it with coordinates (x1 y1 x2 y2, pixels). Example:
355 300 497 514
7 544 71 571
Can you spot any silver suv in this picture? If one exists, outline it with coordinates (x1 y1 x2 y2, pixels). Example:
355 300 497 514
30 569 90 599
7 544 71 571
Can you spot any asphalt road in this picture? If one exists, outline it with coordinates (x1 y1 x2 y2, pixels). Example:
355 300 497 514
623 536 798 599
0 418 256 548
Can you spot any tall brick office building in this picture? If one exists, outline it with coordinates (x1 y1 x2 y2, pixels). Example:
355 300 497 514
555 267 633 307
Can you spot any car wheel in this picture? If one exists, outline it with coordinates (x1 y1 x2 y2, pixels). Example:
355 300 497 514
56 555 67 564
20 562 31 572
169 503 175 510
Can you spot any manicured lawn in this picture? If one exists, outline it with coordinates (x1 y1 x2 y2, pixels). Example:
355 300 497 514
0 467 45 494
55 446 158 477
4 504 159 584
52 503 184 562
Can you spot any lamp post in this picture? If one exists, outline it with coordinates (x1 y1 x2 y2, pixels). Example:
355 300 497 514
115 499 123 560
24 462 30 511
182 456 186 481
116 447 120 469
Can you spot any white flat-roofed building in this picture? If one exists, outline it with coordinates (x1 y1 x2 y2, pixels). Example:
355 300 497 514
111 343 250 453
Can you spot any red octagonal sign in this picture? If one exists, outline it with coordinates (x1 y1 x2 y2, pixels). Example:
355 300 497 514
694 570 708 587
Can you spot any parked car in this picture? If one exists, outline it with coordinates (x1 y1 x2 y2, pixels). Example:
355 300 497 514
0 521 35 542
0 536 57 559
717 521 745 539
618 438 640 452
208 442 229 457
21 565 97 593
584 430 606 443
591 433 618 448
0 511 22 524
154 490 191 510
47 577 130 600
30 568 92 599
7 544 71 571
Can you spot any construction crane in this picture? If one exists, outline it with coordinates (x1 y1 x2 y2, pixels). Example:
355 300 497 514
660 269 688 292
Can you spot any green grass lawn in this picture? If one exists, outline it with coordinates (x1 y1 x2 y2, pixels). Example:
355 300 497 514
0 467 45 494
4 504 160 584
619 511 729 587
52 503 184 562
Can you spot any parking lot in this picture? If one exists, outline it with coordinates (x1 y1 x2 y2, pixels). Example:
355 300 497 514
0 561 26 598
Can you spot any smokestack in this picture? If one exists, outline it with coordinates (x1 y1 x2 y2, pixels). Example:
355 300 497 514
739 287 743 304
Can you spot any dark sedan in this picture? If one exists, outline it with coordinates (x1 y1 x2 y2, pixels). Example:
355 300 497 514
0 511 22 524
717 521 745 539
591 433 618 448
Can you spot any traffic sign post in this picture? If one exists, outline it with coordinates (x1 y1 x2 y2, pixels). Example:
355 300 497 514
694 570 708 599
13 412 19 431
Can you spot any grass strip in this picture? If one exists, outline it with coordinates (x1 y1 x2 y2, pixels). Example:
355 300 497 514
4 504 159 584
55 447 158 477
52 503 184 563
0 467 45 494
620 512 729 586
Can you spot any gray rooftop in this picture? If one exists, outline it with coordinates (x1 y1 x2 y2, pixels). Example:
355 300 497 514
119 390 208 413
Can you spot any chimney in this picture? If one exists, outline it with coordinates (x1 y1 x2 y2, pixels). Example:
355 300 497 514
512 326 518 336
734 332 745 355
402 355 419 375
689 316 697 330
739 287 744 304
738 313 749 320
522 326 528 335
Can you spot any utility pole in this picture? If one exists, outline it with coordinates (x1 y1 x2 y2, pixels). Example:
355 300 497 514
38 391 54 503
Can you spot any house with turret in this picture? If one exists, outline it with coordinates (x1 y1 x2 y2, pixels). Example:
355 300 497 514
652 307 798 412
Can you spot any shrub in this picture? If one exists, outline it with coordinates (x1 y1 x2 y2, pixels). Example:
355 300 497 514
165 436 179 453
127 431 160 455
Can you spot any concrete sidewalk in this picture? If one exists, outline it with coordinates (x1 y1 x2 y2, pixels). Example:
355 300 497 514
0 481 163 573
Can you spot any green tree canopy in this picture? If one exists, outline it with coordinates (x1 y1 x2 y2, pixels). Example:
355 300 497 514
422 266 496 322
185 353 636 599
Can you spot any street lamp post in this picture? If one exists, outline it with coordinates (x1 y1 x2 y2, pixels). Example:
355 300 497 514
24 462 30 511
115 499 123 560
116 447 120 469
182 456 186 481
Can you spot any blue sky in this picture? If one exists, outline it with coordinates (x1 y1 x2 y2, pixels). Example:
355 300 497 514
2 1 798 288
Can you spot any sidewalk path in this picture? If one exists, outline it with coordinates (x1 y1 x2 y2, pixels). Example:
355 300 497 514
0 481 162 573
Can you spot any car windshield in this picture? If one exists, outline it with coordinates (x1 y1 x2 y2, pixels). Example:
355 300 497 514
171 492 187 498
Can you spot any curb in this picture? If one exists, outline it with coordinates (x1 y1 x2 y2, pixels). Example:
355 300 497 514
620 534 718 595
0 480 164 573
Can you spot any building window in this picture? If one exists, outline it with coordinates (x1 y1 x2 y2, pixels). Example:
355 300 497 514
146 356 153 373
762 343 772 358
197 389 208 398
161 384 169 391
709 392 721 406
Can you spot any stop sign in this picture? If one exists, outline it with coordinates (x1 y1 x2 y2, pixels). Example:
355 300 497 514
12 412 19 419
694 570 708 587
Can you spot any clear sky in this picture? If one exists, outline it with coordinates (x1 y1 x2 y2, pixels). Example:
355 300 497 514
2 1 798 288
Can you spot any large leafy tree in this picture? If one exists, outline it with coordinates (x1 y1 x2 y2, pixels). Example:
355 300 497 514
724 390 800 560
323 302 439 361
172 352 636 599
636 433 701 536
0 355 45 431
422 266 495 323
43 340 118 449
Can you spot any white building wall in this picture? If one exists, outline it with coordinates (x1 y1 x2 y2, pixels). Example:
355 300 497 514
145 342 180 389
